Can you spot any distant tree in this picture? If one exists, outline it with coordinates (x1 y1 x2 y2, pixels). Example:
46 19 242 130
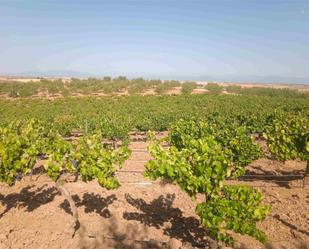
181 82 197 95
226 85 242 94
205 83 223 94
116 76 127 81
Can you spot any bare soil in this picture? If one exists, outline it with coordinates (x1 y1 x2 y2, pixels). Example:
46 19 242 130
140 88 156 96
192 89 209 95
0 138 308 249
166 87 182 95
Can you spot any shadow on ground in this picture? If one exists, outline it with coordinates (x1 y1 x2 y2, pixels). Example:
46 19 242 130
123 193 208 248
77 216 169 249
0 184 58 218
273 214 309 237
59 193 117 218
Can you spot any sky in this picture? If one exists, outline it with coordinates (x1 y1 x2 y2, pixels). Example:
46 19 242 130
0 0 309 82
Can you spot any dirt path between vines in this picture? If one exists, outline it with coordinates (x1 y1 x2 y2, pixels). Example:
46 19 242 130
0 138 308 249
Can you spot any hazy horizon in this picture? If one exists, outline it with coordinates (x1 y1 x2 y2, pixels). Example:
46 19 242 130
1 1 309 84
2 70 309 85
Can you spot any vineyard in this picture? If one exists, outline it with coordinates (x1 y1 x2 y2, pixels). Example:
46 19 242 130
0 91 308 249
0 78 308 99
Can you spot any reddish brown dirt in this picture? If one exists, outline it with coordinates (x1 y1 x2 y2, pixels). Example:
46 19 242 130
192 89 209 95
0 138 308 249
166 87 182 95
140 88 156 96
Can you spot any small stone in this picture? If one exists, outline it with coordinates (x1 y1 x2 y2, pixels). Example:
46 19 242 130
207 238 219 249
265 242 280 249
169 238 182 249
0 234 7 241
148 239 160 247
180 242 193 249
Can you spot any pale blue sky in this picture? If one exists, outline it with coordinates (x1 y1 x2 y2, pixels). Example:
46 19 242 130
0 0 309 82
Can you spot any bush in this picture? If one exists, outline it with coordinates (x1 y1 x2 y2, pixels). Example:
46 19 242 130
205 83 223 93
181 82 196 95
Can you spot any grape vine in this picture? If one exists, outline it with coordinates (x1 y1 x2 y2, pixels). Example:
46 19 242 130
145 124 270 246
0 119 131 233
264 113 309 161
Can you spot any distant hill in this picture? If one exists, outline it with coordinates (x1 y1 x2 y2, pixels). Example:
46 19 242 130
194 75 309 85
1 71 309 85
4 70 95 78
